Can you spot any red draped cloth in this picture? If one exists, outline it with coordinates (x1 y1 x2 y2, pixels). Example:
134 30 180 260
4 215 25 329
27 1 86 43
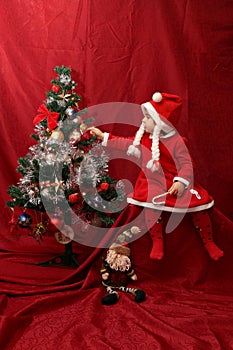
0 1 233 349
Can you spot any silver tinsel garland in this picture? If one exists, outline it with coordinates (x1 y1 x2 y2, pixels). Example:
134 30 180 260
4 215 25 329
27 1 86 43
75 145 109 188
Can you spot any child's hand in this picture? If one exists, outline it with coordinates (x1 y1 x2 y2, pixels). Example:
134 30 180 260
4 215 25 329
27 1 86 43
89 127 104 141
168 181 185 197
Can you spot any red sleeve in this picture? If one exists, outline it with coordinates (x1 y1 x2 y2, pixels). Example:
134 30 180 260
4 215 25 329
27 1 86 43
173 136 194 185
106 133 134 152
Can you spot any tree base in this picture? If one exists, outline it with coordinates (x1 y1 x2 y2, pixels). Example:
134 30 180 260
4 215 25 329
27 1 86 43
38 242 80 268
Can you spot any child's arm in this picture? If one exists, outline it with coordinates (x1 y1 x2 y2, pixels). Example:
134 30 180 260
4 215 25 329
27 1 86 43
171 136 194 191
89 127 134 151
159 135 194 198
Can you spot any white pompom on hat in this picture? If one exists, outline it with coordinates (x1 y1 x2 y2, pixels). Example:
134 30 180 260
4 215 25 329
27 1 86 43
127 92 182 171
152 92 163 103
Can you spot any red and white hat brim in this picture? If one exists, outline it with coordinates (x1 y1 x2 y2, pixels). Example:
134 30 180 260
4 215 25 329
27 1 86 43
141 102 173 133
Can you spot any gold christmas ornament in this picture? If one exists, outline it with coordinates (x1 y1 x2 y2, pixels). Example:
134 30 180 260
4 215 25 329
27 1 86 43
80 123 87 132
49 130 64 142
54 225 74 244
32 222 48 241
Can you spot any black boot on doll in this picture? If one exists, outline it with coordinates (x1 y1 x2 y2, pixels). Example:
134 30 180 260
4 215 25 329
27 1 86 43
101 287 146 305
102 288 119 305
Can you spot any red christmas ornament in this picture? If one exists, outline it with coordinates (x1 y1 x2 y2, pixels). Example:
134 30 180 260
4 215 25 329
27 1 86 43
51 85 60 93
80 145 89 153
48 216 64 232
81 130 92 141
99 182 109 191
69 193 78 204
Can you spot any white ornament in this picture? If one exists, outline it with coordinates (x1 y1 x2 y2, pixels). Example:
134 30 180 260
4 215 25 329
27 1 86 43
130 226 141 234
59 74 71 85
69 130 81 143
72 116 81 124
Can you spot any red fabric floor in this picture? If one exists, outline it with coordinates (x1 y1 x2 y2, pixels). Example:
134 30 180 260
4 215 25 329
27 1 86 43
1 1 233 348
1 208 233 349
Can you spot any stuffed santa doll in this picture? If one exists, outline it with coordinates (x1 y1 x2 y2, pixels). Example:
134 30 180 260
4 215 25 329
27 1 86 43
100 235 146 305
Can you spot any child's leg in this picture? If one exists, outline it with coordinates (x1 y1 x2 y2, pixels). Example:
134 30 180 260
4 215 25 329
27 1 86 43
145 209 164 260
191 210 224 261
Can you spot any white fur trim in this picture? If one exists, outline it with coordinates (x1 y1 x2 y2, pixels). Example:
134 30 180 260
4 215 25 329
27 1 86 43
160 130 176 138
141 102 161 125
102 132 109 147
149 129 176 139
127 197 215 213
152 92 162 103
141 102 174 133
173 177 190 189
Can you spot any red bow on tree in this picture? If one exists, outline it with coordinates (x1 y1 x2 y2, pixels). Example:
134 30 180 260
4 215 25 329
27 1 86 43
33 104 60 130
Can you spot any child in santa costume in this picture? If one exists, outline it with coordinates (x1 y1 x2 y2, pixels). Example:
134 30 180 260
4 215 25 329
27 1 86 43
90 92 224 261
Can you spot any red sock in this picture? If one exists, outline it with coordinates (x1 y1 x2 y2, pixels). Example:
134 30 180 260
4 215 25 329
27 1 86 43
191 211 224 261
145 210 164 260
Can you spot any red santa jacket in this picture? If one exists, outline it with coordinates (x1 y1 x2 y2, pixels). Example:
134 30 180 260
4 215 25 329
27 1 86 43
103 131 214 213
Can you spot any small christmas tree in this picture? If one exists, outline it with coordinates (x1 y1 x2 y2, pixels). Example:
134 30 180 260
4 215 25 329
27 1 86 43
7 66 125 267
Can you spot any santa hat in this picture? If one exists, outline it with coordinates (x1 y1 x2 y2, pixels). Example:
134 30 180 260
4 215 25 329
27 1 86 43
109 242 130 256
127 92 182 172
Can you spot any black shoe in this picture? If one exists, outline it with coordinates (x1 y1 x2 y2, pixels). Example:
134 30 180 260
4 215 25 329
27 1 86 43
134 289 146 303
101 292 119 305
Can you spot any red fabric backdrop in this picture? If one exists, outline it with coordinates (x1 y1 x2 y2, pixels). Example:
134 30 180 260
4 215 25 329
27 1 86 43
0 1 233 349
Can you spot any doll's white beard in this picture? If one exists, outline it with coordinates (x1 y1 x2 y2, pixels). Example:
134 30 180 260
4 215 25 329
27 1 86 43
106 250 131 272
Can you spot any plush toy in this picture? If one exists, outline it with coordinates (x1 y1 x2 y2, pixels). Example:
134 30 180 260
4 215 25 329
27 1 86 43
100 227 146 305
